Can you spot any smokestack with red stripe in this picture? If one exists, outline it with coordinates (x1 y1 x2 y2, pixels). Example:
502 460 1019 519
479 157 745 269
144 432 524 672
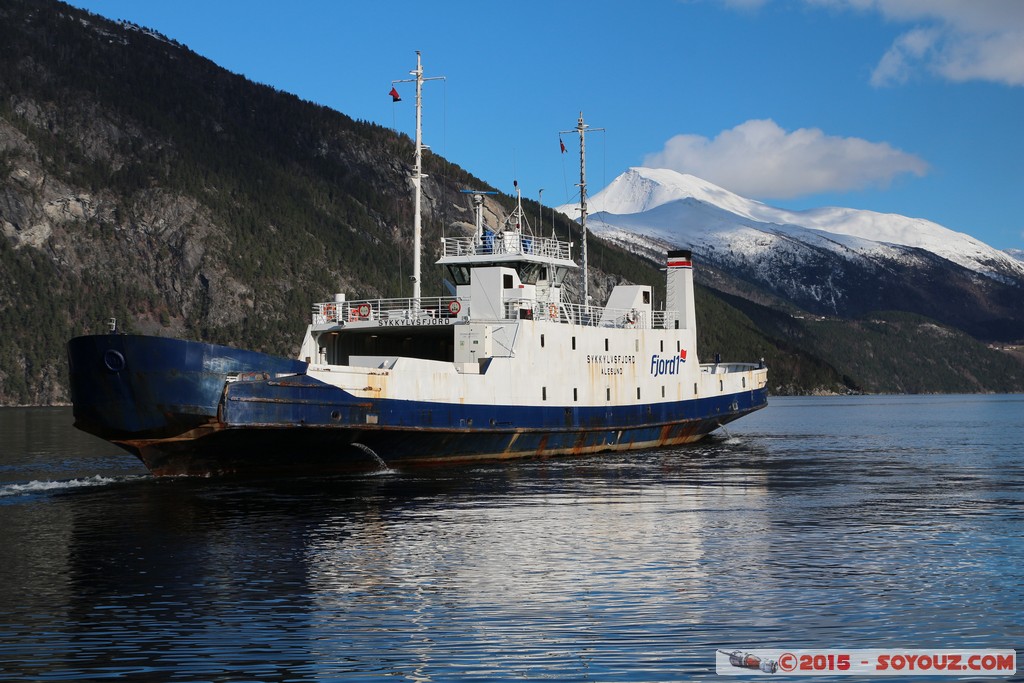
665 249 695 332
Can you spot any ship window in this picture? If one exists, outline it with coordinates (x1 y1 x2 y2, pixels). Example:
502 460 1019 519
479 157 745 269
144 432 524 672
574 388 578 402
543 386 547 401
742 377 746 388
661 386 665 398
660 340 664 352
503 273 514 288
605 338 609 352
446 265 471 286
636 387 641 400
516 263 543 285
720 379 724 391
677 341 681 352
694 383 698 395
635 339 639 352
643 291 651 304
541 334 545 348
606 388 611 401
572 336 576 350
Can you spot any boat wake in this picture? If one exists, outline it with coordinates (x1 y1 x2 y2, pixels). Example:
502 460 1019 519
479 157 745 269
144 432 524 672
0 474 146 499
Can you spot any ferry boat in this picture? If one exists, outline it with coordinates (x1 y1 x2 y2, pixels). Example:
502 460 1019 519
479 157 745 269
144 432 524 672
67 55 768 477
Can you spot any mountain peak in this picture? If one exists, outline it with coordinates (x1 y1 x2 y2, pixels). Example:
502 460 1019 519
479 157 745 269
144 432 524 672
563 167 1024 284
558 167 767 220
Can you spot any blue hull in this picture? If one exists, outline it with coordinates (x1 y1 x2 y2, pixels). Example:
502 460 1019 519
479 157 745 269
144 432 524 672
68 335 767 477
67 334 307 439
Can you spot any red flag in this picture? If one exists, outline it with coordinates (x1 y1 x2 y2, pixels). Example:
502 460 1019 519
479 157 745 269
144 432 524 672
559 138 566 153
389 87 401 102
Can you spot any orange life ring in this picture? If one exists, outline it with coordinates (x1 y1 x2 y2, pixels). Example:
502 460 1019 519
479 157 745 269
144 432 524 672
448 300 461 316
358 303 371 319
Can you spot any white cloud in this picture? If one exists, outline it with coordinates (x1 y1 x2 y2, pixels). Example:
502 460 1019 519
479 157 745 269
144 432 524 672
808 0 1024 86
642 119 928 199
870 27 940 86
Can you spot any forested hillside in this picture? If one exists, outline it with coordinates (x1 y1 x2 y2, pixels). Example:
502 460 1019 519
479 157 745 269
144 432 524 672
1 0 1021 404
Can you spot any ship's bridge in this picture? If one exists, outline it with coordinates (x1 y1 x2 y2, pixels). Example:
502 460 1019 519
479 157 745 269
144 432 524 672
438 232 575 265
438 231 576 292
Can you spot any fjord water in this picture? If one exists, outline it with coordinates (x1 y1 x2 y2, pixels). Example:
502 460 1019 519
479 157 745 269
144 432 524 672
1 396 1022 681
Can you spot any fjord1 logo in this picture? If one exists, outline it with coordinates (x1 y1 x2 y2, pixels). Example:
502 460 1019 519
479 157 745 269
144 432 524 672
650 349 687 377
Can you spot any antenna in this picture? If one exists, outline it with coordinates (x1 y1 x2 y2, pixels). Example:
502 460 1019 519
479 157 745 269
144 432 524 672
538 188 544 235
560 112 604 308
460 189 498 243
392 51 445 305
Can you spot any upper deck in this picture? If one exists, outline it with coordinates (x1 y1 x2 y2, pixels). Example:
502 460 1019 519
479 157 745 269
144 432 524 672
438 232 576 268
311 297 670 330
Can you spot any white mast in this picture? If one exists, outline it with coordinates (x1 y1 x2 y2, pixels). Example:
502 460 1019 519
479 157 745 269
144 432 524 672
561 112 602 308
392 51 443 305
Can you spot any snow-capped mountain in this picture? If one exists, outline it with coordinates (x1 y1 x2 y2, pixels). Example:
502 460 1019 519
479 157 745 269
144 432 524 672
558 167 1024 340
559 167 1024 282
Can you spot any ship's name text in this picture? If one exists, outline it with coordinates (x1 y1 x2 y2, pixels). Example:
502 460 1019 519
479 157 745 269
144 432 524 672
376 318 453 327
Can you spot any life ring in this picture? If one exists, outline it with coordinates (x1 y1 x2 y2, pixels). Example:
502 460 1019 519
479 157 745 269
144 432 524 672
448 300 461 316
323 303 336 320
357 303 371 319
548 304 558 319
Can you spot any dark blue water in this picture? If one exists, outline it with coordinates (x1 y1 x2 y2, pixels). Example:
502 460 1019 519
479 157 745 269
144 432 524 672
1 396 1022 681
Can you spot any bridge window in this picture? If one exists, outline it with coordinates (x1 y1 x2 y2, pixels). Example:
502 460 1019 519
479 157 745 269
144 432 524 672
445 265 471 285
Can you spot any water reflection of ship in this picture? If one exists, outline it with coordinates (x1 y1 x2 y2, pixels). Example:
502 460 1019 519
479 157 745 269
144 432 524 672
29 451 778 678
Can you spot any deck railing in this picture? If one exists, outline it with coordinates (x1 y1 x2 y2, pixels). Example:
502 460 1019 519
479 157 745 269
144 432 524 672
441 234 572 261
312 296 462 325
502 299 670 329
314 297 673 330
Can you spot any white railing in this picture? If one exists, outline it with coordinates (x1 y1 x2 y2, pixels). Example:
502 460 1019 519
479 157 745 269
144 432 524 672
441 233 572 261
315 296 676 331
312 296 462 325
504 299 668 329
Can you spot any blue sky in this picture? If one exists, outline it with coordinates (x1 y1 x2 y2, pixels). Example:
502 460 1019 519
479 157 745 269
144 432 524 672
67 0 1024 250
